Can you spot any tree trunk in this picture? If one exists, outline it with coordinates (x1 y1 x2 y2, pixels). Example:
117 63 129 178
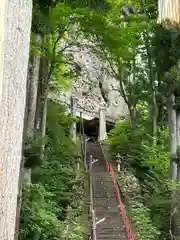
14 36 41 236
14 157 25 240
0 0 8 108
157 1 180 238
27 34 41 137
39 88 48 156
0 0 32 239
167 94 180 239
130 106 137 137
168 94 177 180
39 53 49 157
70 96 77 142
157 0 180 28
146 42 157 145
156 72 166 127
14 54 32 239
171 110 180 240
152 84 157 145
177 111 180 180
34 57 44 130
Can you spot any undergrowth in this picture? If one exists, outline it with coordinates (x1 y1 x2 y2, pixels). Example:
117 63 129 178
20 101 85 240
108 119 171 240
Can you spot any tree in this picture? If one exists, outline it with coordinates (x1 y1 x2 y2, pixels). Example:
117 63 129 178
26 34 42 138
157 1 180 238
0 0 32 239
17 0 105 236
77 1 154 137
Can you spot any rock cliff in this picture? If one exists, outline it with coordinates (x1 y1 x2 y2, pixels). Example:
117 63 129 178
50 39 128 121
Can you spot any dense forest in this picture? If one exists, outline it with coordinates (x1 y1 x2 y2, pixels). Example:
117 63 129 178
1 0 180 240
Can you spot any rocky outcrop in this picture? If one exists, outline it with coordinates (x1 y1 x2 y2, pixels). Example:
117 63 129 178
51 40 128 121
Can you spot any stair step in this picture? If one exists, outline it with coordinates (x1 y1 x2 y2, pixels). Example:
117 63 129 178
86 142 128 240
97 236 127 240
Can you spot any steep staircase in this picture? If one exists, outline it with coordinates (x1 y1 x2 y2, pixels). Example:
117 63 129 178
86 141 128 240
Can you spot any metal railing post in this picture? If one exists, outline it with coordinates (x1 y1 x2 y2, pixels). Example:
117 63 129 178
89 155 98 240
92 209 96 240
99 143 134 240
84 136 87 172
89 155 93 212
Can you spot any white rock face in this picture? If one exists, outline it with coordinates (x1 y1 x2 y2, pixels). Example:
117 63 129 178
52 41 128 121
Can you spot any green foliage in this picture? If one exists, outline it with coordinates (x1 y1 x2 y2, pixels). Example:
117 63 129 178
108 119 145 168
33 101 77 208
94 2 180 238
24 132 46 168
31 2 87 94
34 0 109 12
45 101 76 160
108 120 133 156
20 184 61 240
20 102 84 239
27 0 180 239
76 1 154 116
152 26 180 75
108 119 170 239
131 201 160 240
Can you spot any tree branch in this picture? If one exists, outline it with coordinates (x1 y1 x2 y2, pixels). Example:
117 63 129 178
99 45 129 105
59 38 78 54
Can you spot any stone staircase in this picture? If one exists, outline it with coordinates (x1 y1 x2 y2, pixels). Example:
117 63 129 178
86 142 127 240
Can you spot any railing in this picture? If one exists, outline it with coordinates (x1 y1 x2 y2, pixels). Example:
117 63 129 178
89 154 97 240
79 114 134 240
80 115 96 240
100 144 134 240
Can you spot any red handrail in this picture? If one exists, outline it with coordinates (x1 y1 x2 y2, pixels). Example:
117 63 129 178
101 147 134 240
